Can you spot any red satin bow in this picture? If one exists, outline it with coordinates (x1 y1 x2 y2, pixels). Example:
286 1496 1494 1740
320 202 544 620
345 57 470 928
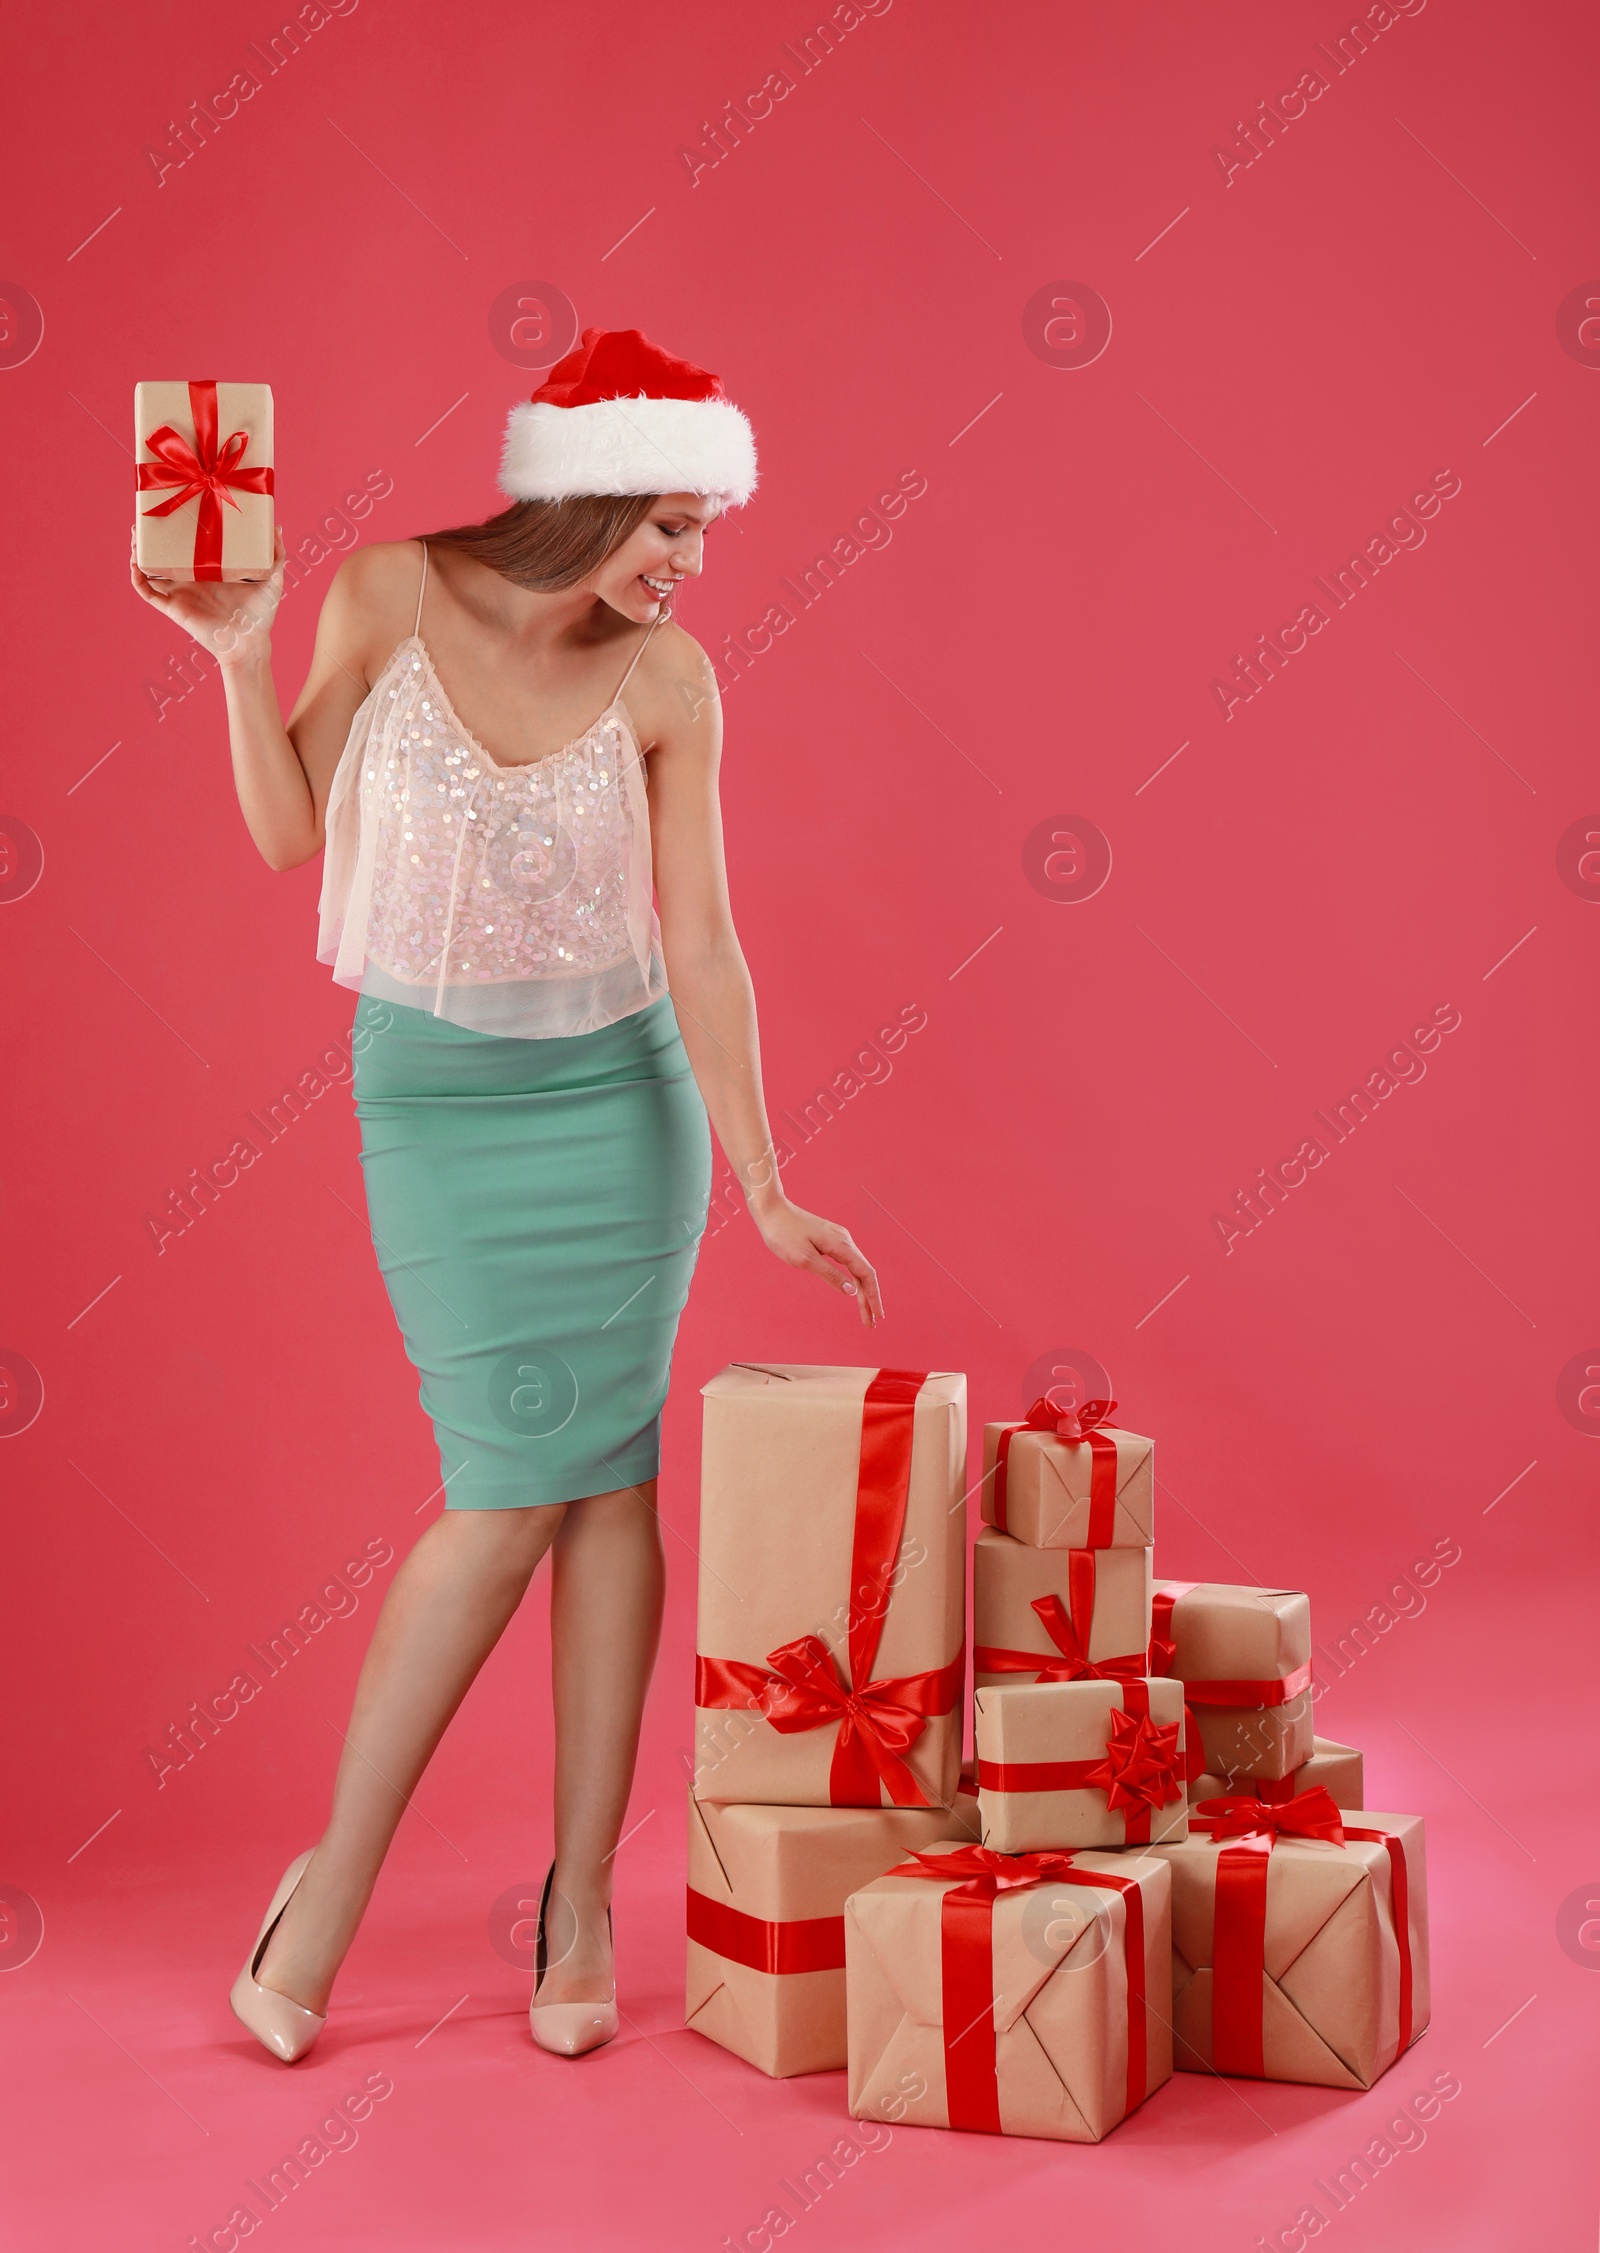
1190 1786 1345 1846
991 1395 1122 1543
137 380 273 581
889 1842 1150 2133
889 1843 1085 1895
696 1634 962 1808
974 1551 1147 1685
1086 1706 1183 1815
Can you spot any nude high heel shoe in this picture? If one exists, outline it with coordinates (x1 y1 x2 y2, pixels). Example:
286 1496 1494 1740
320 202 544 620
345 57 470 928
229 1849 327 2062
529 1864 618 2058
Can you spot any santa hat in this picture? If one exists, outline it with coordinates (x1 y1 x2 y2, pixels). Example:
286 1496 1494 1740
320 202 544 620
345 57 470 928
499 328 758 507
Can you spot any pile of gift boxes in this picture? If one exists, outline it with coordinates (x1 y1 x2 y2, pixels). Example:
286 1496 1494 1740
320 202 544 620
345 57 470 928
685 1365 1430 2141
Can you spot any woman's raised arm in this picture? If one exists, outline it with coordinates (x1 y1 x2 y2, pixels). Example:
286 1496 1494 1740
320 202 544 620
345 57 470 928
130 532 397 871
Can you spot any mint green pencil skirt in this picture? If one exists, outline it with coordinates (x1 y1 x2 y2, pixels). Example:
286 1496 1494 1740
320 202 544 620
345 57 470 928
351 993 711 1509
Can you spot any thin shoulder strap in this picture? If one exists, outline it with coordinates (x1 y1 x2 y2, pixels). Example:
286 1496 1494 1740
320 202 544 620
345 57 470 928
413 542 429 637
613 614 661 704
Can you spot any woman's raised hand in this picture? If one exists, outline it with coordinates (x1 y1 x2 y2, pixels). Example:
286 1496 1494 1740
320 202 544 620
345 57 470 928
129 525 287 662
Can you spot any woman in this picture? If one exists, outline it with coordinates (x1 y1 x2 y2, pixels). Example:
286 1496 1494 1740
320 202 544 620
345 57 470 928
131 329 882 2063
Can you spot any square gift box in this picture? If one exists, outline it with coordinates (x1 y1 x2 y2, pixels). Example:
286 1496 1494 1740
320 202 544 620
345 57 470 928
845 1841 1172 2141
685 1786 980 2077
694 1367 966 1809
980 1403 1153 1547
1192 1735 1363 1812
974 1677 1190 1851
1154 1798 1429 2088
135 381 275 581
973 1530 1152 1692
1151 1579 1313 1780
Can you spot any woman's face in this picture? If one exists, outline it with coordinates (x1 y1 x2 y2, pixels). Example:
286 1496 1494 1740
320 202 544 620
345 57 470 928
592 492 721 621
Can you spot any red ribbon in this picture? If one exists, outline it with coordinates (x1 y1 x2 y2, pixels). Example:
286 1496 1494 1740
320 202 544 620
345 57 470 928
685 1885 846 1975
695 1370 962 1807
1149 1582 1312 1706
1186 1791 1416 2077
976 1682 1183 1846
974 1550 1147 1686
991 1395 1122 1544
888 1844 1148 2134
1344 1825 1414 2054
137 380 273 581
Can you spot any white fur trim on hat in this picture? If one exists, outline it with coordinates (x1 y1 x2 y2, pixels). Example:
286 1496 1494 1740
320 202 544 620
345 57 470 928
498 394 758 506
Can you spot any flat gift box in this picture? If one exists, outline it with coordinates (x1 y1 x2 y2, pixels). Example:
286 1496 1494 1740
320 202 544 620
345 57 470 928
1192 1735 1363 1812
694 1366 966 1809
973 1529 1152 1691
1154 1799 1429 2089
974 1677 1190 1851
1152 1579 1313 1781
685 1786 980 2078
980 1411 1153 1548
845 1842 1173 2141
135 380 275 582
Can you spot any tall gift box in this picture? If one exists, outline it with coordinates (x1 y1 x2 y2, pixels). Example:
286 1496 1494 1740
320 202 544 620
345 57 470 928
1193 1735 1363 1812
1154 1794 1429 2088
973 1530 1152 1692
846 1843 1172 2141
1151 1579 1313 1780
980 1397 1153 1548
685 1785 980 2077
135 381 275 581
974 1678 1190 1851
694 1366 966 1809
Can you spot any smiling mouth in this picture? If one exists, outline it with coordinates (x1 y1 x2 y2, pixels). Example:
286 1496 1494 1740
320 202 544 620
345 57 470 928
640 575 678 600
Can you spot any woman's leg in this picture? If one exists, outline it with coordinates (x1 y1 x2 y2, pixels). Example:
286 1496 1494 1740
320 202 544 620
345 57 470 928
537 1479 666 2006
254 1502 566 2014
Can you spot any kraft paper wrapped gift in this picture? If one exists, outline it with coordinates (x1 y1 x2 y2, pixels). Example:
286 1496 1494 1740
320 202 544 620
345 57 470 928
1154 1794 1429 2089
974 1677 1190 1851
973 1531 1152 1692
694 1366 966 1809
845 1842 1172 2141
1151 1579 1313 1781
1193 1735 1363 1812
980 1398 1153 1548
685 1785 980 2077
135 381 275 581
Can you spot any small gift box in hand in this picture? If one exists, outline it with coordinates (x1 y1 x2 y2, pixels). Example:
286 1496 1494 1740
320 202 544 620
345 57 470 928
135 381 274 581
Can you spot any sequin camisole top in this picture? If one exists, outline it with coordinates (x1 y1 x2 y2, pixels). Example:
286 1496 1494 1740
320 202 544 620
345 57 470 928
317 545 670 1039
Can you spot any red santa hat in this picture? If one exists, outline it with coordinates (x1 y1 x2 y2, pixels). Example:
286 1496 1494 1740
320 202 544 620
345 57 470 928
499 327 758 507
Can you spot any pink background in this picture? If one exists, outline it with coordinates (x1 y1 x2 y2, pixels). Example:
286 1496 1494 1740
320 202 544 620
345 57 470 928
2 0 1595 2245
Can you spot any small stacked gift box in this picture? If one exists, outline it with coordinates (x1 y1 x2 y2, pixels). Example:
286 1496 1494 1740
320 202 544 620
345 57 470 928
685 1374 1430 2139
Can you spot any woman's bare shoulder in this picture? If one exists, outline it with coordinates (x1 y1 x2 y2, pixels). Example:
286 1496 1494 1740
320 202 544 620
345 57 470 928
631 616 720 735
317 539 427 668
